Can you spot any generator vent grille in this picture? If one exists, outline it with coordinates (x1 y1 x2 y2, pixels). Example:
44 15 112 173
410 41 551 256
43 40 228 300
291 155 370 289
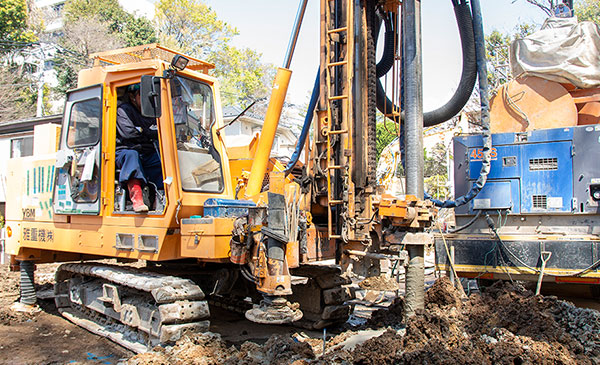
532 195 547 209
529 158 557 171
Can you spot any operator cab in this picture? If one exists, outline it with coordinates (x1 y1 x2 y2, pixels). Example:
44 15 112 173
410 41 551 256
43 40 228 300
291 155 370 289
53 46 226 217
113 84 166 214
139 56 225 195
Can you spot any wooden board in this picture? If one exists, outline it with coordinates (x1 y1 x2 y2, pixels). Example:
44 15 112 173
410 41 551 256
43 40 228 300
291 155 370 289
490 76 578 133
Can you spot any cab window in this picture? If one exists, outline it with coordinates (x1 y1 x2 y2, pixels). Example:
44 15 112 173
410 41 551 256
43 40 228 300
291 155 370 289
171 76 224 193
67 98 101 148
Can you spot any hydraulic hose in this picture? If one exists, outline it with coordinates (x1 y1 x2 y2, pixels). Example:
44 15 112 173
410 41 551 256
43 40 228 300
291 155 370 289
284 71 320 175
448 209 482 233
427 0 491 208
376 13 396 78
375 0 477 127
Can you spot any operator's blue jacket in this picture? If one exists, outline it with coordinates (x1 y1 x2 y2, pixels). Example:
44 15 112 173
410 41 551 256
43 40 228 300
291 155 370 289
116 102 158 154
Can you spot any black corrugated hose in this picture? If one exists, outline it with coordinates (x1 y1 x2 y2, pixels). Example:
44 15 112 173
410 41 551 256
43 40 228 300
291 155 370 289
19 261 36 305
375 0 477 127
427 0 491 208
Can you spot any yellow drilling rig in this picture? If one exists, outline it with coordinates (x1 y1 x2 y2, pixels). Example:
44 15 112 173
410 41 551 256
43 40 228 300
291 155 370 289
3 0 488 352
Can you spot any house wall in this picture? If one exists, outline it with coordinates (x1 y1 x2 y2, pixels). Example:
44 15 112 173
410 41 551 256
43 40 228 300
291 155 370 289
0 131 34 217
222 116 298 160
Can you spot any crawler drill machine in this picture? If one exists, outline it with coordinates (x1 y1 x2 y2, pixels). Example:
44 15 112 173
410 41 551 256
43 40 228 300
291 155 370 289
1 0 473 351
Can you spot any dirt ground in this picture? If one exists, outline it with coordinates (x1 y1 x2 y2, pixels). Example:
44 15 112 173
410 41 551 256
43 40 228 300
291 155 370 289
0 262 133 365
0 262 599 364
126 277 600 365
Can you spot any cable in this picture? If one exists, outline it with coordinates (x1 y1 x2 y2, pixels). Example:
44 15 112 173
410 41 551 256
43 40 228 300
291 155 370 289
240 265 258 284
437 221 467 295
448 209 482 233
486 213 600 277
284 70 319 175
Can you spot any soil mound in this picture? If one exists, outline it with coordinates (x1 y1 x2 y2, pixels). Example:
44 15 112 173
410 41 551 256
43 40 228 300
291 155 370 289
128 332 234 365
127 277 600 364
353 278 599 364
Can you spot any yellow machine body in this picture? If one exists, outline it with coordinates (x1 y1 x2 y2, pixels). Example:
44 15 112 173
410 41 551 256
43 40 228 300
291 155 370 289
4 45 243 264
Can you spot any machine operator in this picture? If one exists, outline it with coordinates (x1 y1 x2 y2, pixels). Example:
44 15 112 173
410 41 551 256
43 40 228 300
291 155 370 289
115 83 163 213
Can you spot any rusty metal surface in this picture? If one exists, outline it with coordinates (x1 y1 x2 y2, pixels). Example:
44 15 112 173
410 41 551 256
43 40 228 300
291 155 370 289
490 76 578 133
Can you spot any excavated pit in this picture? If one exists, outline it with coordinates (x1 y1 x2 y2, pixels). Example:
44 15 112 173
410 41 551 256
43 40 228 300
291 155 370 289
126 276 600 364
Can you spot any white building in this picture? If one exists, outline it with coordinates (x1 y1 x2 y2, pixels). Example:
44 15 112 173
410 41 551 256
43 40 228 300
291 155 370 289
222 106 299 162
0 115 61 218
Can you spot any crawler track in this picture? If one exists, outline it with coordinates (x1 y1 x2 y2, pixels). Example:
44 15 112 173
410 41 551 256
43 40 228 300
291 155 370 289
54 263 209 353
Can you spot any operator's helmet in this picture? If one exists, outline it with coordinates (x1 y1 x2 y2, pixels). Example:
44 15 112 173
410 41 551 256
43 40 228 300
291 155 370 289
127 83 141 94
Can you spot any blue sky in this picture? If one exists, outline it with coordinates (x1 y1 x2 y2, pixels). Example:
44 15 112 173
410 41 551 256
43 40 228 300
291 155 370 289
125 0 549 108
201 0 548 109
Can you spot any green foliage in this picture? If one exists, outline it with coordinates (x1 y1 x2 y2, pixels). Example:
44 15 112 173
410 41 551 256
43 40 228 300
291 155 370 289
424 142 448 177
53 50 84 95
123 16 158 47
424 142 450 200
425 175 449 200
486 24 536 88
155 0 273 106
54 0 157 93
0 0 36 44
208 45 275 106
576 0 600 24
64 0 156 46
376 119 399 161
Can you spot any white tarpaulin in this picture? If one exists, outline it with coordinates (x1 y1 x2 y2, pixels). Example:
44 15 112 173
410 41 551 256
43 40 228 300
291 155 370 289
510 17 600 88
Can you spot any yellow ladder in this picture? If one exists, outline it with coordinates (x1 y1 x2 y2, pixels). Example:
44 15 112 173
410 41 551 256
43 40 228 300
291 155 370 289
323 0 353 240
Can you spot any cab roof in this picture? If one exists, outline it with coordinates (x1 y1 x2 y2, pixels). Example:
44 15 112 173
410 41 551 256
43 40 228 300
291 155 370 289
89 43 215 74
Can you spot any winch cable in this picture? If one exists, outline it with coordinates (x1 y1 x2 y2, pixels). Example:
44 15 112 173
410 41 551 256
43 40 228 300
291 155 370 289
426 0 491 208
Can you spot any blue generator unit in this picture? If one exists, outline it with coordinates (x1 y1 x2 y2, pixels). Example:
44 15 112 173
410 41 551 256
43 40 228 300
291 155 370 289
435 125 600 287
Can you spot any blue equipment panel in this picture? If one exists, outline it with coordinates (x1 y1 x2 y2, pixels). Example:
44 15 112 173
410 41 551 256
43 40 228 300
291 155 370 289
471 181 514 210
519 141 572 213
454 127 577 215
202 198 256 218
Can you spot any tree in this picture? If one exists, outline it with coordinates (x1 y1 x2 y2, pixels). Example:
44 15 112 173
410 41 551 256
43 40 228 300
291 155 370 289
208 44 275 106
576 0 600 23
376 118 399 161
155 0 275 106
155 0 236 59
54 16 123 94
0 0 41 119
517 0 600 23
54 0 157 94
0 0 36 44
515 0 555 16
486 23 536 88
424 143 448 177
63 0 156 46
424 142 450 199
0 64 37 122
